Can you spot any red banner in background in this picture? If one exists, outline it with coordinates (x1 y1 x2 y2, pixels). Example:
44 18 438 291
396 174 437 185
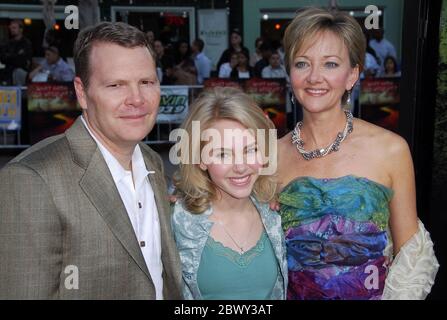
359 77 400 132
203 78 242 90
27 83 81 144
245 78 287 136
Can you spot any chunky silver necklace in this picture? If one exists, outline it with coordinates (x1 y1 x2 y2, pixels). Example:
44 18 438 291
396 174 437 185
291 109 353 160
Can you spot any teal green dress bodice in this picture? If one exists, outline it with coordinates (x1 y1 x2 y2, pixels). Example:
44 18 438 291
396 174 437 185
197 231 279 300
279 175 394 300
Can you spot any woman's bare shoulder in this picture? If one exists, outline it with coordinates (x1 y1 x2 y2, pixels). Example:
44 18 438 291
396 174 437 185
353 118 411 164
353 118 407 147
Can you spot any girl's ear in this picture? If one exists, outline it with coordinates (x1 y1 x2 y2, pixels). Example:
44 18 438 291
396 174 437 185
199 162 207 171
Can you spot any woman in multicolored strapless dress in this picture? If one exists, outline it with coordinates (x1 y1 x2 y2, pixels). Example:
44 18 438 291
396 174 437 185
276 7 439 300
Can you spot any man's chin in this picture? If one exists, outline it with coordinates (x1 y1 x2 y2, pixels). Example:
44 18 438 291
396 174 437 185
118 129 151 145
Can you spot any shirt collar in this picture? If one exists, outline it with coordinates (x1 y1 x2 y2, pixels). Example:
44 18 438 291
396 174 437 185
80 116 150 187
131 144 151 189
54 58 64 67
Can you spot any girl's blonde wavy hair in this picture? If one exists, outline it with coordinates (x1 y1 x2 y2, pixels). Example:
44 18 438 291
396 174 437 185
174 87 277 214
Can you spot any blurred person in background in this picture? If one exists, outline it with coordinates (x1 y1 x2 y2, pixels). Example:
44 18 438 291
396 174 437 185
218 52 239 78
0 19 32 85
173 40 197 85
28 46 74 82
230 51 253 80
261 51 289 81
217 28 250 72
250 37 264 67
378 55 401 78
191 38 211 84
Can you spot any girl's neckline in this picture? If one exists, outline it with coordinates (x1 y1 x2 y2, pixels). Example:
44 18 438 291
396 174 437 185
281 174 393 195
207 229 267 256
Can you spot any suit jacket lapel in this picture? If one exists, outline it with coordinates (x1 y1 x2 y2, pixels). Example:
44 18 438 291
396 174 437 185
66 118 152 282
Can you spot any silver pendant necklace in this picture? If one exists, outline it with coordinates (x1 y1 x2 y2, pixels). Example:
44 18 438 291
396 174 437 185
291 109 354 160
216 209 256 255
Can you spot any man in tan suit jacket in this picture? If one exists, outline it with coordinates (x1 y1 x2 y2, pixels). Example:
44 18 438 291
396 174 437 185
0 22 182 299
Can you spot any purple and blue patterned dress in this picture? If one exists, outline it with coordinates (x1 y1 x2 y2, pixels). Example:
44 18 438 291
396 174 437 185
279 175 394 300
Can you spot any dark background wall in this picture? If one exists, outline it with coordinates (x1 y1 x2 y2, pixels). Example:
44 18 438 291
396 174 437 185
400 0 446 299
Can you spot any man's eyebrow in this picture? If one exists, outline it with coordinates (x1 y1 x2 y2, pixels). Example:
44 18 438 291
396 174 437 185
103 79 126 85
140 76 158 81
103 76 157 84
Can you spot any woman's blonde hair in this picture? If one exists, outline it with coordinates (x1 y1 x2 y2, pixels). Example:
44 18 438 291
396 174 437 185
283 7 366 74
174 87 277 214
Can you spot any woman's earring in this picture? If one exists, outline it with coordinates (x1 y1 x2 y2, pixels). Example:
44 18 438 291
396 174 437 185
346 90 351 105
291 94 296 106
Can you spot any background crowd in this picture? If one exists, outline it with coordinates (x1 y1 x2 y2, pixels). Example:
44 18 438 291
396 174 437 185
0 18 400 87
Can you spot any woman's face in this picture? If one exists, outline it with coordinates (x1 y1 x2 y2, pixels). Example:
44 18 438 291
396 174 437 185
179 42 189 56
231 33 242 47
385 58 396 73
289 31 358 114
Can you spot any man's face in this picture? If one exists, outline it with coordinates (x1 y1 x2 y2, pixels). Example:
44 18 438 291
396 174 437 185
154 40 164 57
74 42 160 150
269 53 281 69
45 50 59 65
191 42 199 54
146 31 155 43
373 29 384 41
9 22 22 38
262 49 272 60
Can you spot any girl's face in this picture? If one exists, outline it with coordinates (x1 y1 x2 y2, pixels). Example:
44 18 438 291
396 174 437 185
289 30 359 113
200 119 263 201
385 58 396 73
230 53 239 68
238 52 248 66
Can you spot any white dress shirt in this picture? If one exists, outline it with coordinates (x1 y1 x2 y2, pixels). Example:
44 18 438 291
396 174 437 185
81 116 164 299
218 62 232 78
194 52 211 84
261 65 290 82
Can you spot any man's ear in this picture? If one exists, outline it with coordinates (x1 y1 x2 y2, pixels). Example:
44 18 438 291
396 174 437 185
74 77 88 111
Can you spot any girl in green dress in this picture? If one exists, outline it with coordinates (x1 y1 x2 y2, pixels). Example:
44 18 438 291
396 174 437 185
171 87 287 299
